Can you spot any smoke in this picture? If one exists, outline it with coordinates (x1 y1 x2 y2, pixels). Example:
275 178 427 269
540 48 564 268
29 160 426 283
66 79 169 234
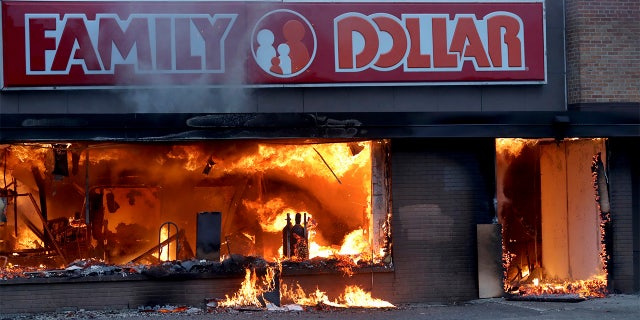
109 1 269 113
120 86 253 113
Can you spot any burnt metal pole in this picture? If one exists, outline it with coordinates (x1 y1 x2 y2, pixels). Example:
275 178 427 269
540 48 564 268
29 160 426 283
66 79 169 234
30 166 51 250
313 148 342 184
14 178 18 237
85 148 90 226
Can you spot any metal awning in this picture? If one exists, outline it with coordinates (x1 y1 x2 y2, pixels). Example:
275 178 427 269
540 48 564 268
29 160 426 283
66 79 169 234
1 110 638 141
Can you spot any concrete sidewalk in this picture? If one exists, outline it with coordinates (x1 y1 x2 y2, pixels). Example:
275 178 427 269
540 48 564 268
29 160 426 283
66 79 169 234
2 294 638 320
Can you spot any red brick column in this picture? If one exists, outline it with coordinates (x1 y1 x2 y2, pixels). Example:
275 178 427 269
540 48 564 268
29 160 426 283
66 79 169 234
566 0 640 104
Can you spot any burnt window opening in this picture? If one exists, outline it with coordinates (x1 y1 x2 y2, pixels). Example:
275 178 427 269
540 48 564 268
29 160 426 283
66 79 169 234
496 138 609 299
0 140 392 277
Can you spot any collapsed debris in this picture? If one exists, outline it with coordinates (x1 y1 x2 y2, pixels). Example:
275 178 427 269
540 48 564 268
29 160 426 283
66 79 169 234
1 253 391 281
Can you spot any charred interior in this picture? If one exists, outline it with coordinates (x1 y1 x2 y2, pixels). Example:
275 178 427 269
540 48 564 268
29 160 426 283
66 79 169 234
0 140 392 275
496 138 609 299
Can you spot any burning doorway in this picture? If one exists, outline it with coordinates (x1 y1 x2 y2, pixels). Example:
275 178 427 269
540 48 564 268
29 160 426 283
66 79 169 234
496 138 609 299
0 140 392 272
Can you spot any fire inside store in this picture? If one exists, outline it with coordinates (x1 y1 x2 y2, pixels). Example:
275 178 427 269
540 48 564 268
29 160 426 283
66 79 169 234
0 138 610 304
0 140 396 308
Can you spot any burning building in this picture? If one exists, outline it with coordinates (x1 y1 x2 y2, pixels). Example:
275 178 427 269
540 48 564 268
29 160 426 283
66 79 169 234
0 0 639 314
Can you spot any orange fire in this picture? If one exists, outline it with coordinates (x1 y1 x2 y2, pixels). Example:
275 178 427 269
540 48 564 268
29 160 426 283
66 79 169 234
495 138 537 158
1 140 388 277
3 144 52 172
218 267 278 308
517 274 608 298
158 225 170 261
219 266 395 309
281 282 394 308
498 138 609 299
273 227 375 264
15 227 44 250
339 285 396 308
227 142 371 179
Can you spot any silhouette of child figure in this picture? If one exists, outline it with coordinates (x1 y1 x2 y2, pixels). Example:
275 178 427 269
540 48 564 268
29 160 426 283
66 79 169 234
270 56 283 74
277 43 292 74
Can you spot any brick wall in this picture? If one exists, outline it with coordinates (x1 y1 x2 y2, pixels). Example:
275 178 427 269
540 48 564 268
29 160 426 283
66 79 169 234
0 276 243 314
390 139 495 302
566 0 640 104
0 273 394 314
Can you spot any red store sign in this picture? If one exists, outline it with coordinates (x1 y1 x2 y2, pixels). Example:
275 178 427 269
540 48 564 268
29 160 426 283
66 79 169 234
1 0 546 88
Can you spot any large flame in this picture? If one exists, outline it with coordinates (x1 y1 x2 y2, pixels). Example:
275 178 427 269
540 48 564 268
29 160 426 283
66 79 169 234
495 138 537 158
218 267 278 308
281 282 394 308
16 226 44 250
1 140 387 274
228 143 370 179
339 285 396 308
220 266 395 309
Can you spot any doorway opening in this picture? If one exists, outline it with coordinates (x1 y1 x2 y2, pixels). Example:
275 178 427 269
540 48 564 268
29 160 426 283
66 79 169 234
496 138 609 298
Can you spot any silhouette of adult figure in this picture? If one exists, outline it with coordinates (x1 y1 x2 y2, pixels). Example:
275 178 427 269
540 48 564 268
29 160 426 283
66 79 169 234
282 20 310 73
256 29 277 72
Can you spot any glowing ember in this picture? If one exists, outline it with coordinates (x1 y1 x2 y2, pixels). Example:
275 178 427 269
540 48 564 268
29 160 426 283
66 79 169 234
16 227 44 250
516 274 608 298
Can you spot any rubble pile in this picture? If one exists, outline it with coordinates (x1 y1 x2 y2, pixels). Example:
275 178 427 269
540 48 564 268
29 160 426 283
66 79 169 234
0 256 268 281
1 253 391 281
281 256 392 275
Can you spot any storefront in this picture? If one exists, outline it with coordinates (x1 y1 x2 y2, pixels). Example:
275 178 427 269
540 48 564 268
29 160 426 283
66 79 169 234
0 0 638 313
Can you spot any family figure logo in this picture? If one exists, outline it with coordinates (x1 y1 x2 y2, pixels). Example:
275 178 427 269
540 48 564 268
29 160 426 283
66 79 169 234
251 9 317 78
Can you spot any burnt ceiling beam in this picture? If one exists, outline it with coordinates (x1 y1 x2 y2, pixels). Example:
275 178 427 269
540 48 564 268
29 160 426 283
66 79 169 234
0 111 638 141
